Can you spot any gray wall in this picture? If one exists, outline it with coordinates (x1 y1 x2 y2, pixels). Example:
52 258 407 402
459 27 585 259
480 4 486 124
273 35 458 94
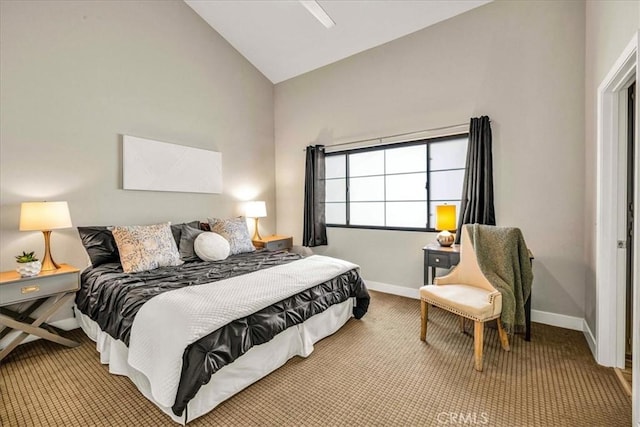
3 0 634 329
275 0 586 317
584 0 640 334
0 1 275 277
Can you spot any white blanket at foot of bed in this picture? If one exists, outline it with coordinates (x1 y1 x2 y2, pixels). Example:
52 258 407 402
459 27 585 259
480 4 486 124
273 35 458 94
128 255 358 408
76 297 354 424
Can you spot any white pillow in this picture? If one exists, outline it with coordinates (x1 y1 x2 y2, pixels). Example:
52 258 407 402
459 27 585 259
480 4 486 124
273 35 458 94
194 232 230 261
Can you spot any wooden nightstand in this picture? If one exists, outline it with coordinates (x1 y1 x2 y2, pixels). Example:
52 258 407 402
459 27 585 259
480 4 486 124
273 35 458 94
252 235 293 251
0 264 80 361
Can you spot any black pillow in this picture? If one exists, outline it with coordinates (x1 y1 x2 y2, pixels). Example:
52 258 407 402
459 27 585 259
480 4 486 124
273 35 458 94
77 226 120 267
179 224 205 262
171 221 200 246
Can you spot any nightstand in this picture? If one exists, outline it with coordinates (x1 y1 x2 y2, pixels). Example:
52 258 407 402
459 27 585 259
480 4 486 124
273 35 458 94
252 235 293 251
422 243 460 285
0 264 80 361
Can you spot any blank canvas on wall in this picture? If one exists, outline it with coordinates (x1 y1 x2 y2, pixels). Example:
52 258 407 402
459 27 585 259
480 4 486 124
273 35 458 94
123 135 222 194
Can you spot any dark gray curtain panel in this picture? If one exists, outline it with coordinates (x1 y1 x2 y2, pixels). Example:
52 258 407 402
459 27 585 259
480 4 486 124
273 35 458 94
455 116 496 243
303 145 328 247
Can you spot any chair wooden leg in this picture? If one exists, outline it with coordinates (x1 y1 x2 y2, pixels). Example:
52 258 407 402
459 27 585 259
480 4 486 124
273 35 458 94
474 321 484 371
496 318 510 351
420 300 428 341
459 316 466 333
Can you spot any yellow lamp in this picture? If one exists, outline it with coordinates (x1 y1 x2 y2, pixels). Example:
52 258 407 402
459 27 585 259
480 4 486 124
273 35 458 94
19 201 72 271
435 205 456 247
245 201 267 241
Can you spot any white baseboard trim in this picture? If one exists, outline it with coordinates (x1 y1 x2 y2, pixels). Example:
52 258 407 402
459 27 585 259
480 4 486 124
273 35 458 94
366 279 585 332
530 309 583 331
583 320 597 358
0 317 79 350
365 280 419 300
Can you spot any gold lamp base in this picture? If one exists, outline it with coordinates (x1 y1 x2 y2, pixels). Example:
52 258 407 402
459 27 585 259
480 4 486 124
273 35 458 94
252 217 263 241
436 230 455 247
40 230 61 271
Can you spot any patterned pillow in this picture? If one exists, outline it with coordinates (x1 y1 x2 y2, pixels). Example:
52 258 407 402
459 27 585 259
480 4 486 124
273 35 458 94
111 223 184 273
207 217 255 255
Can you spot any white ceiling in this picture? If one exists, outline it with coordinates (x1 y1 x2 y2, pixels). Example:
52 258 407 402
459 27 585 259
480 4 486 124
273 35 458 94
185 0 491 84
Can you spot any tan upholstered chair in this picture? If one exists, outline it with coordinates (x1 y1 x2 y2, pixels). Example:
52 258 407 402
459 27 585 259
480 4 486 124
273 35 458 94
419 226 510 371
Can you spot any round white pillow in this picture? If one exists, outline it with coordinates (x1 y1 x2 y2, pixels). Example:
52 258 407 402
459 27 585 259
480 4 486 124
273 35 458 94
194 232 230 261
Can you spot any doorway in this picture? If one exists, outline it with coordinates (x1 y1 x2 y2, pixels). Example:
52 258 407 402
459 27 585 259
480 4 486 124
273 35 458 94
595 31 638 426
619 82 636 396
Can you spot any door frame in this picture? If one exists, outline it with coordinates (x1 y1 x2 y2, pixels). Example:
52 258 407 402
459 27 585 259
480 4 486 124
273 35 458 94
596 31 639 426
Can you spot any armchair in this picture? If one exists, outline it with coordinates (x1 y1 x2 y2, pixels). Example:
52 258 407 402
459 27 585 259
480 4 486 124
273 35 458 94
419 225 512 371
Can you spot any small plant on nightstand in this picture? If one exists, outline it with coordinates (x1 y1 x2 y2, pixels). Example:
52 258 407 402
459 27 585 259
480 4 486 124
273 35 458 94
15 251 42 277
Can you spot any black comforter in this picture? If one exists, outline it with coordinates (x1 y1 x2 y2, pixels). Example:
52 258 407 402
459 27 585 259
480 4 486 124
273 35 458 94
75 250 369 417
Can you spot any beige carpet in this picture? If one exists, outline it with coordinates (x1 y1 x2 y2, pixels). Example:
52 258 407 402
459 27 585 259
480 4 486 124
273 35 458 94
1 291 631 426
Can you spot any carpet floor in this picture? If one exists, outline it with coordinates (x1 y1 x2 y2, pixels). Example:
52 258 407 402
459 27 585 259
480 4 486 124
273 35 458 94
0 291 631 426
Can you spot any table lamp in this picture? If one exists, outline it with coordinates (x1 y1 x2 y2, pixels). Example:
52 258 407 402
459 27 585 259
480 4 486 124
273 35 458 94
245 201 267 241
435 204 456 247
19 201 72 271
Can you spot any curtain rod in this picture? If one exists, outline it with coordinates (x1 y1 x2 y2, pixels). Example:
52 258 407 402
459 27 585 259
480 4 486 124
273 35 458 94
302 122 470 151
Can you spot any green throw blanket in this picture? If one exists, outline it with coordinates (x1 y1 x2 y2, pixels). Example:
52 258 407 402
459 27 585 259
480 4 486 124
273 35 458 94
466 224 533 334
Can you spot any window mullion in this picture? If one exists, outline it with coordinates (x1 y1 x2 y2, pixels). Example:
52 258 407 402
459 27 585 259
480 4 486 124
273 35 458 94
345 154 350 226
426 142 431 229
383 150 387 227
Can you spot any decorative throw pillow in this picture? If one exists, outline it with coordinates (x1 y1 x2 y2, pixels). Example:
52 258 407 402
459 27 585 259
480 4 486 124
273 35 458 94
171 220 201 247
111 223 183 273
77 226 120 267
207 217 255 255
179 224 205 262
194 232 230 261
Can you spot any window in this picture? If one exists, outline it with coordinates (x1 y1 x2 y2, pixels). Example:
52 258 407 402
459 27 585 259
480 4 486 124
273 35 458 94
324 134 468 231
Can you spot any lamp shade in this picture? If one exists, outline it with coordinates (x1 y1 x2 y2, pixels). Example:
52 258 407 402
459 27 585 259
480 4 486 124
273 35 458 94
435 205 456 231
19 201 72 231
245 201 267 218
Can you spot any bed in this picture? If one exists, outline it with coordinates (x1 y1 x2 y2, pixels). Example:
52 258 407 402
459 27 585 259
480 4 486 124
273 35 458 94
74 246 369 424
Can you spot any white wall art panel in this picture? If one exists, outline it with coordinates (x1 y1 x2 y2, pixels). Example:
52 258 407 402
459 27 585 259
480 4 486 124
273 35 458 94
123 135 222 194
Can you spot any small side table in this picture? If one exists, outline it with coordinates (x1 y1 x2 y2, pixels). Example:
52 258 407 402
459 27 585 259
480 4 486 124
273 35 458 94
0 264 80 362
253 235 293 251
422 243 460 285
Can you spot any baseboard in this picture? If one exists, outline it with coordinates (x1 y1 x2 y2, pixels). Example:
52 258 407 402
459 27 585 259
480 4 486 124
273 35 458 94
366 280 586 332
582 319 597 358
365 280 419 299
0 317 79 350
530 309 583 331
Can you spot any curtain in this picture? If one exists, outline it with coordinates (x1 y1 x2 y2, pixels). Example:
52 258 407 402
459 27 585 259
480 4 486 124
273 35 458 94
455 116 495 243
303 145 328 247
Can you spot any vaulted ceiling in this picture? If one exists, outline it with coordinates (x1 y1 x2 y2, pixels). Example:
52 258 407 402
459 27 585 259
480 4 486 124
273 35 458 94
185 0 491 83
